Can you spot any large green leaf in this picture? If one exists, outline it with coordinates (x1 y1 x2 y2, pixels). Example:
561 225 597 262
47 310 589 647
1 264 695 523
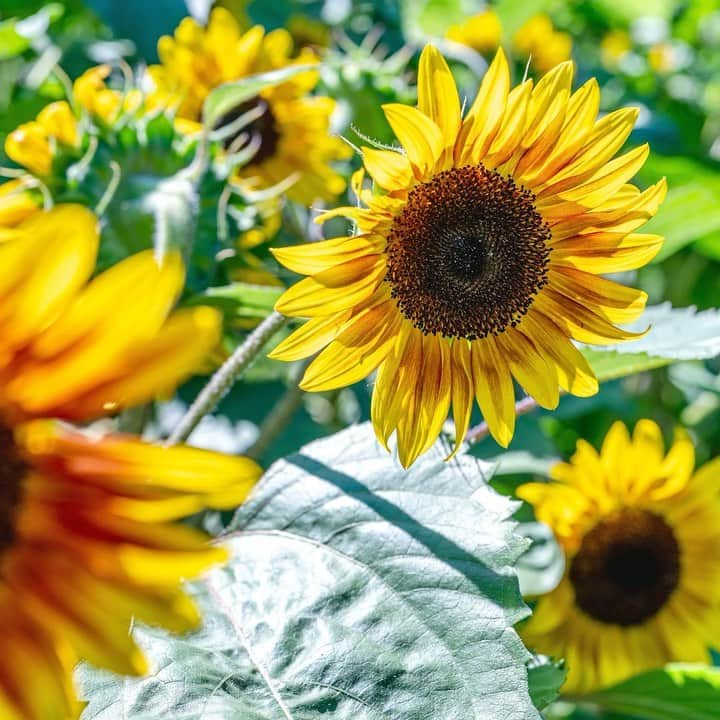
79 423 542 720
582 304 720 381
586 664 720 720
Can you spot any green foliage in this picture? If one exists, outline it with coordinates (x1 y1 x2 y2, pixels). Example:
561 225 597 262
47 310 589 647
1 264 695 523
586 664 720 720
79 424 545 720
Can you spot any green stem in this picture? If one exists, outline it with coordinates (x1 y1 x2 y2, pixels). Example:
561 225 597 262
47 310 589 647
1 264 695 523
167 311 288 445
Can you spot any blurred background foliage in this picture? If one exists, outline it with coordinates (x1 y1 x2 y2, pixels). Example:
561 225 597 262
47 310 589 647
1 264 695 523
1 0 720 475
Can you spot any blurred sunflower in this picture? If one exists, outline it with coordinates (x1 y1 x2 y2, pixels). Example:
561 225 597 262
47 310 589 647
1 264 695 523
0 180 41 228
270 45 665 467
513 14 573 72
0 202 261 719
148 7 349 207
5 65 139 177
445 9 503 55
518 420 720 693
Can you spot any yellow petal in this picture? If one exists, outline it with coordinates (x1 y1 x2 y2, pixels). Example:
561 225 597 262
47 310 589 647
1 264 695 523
498 329 559 410
417 45 461 150
470 337 516 447
300 301 401 391
275 259 386 317
268 312 350 361
459 47 510 164
382 104 443 177
362 148 413 191
271 234 385 276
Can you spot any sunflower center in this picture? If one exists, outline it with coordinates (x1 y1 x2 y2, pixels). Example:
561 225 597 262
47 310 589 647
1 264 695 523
385 165 551 340
213 96 280 163
570 508 680 626
0 424 26 555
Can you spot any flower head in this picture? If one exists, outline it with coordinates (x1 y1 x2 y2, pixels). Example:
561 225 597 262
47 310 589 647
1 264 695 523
270 45 665 467
513 14 572 72
445 9 502 55
518 420 720 693
148 7 350 206
5 65 140 176
0 202 261 719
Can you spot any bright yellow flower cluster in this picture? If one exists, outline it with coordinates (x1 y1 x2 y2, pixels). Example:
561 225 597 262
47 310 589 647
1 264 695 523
5 66 140 177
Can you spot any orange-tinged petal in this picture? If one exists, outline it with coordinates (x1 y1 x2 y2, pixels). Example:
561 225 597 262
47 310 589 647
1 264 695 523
471 337 516 447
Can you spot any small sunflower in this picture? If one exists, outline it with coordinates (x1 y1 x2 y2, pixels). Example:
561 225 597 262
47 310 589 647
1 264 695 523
148 7 349 206
270 46 665 467
445 9 503 55
0 202 261 719
513 14 573 72
5 65 137 177
518 419 720 693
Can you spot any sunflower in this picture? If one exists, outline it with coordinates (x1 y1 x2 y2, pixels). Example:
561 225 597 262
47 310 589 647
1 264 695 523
148 7 349 206
270 45 666 467
513 14 573 72
445 9 503 55
0 202 262 719
518 419 720 693
0 180 41 228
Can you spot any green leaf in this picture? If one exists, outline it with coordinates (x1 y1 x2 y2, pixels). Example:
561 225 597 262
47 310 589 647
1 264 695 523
639 156 720 263
203 64 317 128
527 657 566 711
586 664 720 720
79 423 541 720
196 282 284 321
582 304 720 381
584 349 671 383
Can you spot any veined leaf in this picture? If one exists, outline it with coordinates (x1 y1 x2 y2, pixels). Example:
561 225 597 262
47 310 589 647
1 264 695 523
586 664 720 720
582 304 720 381
79 423 543 720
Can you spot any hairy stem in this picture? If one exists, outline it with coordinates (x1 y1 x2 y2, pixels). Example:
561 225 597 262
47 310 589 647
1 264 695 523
465 396 539 445
167 311 288 445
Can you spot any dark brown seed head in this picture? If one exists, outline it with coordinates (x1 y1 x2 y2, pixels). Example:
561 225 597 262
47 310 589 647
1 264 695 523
570 508 680 626
213 96 280 164
385 165 551 340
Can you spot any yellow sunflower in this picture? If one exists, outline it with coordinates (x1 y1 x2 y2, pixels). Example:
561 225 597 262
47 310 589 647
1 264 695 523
5 65 136 176
445 9 503 55
513 14 573 72
518 419 720 694
0 202 262 719
148 7 349 206
270 45 666 468
0 180 41 228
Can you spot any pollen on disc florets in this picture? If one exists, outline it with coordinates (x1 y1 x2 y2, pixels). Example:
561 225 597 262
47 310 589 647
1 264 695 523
570 508 681 626
0 424 27 554
385 164 551 340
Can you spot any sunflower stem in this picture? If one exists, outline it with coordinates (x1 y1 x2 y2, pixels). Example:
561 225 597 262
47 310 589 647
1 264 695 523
465 396 539 445
167 311 288 445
